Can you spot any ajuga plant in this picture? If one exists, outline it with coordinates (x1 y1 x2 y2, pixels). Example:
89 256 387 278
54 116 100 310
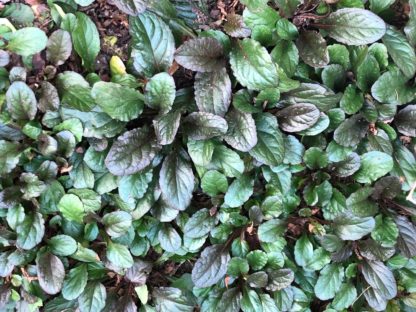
1 0 416 311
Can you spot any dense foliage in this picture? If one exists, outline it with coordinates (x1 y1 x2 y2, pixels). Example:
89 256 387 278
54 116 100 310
1 0 416 311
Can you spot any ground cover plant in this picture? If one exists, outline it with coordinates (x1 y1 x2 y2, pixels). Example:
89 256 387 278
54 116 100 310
1 0 416 311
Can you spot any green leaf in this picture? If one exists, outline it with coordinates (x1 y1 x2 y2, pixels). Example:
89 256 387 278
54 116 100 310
184 208 218 239
36 252 65 295
46 29 72 66
112 0 147 15
224 109 257 152
91 81 144 122
332 152 361 177
159 149 195 211
7 27 47 56
229 38 279 90
153 110 181 145
334 114 368 147
266 269 295 291
249 113 285 166
240 0 268 11
175 37 225 72
210 145 245 177
276 104 320 132
158 224 182 253
332 283 357 310
78 282 107 312
362 260 397 300
304 147 328 169
129 11 174 77
354 151 393 183
56 71 95 111
194 67 231 117
395 105 416 137
294 235 313 267
6 81 37 120
346 187 378 217
382 26 416 78
334 216 375 240
258 219 286 243
118 170 152 203
283 135 304 165
102 211 132 238
224 175 254 208
191 244 230 288
48 235 77 256
16 211 44 250
0 140 21 175
356 54 380 92
340 85 363 115
296 31 329 67
371 69 416 105
303 248 331 271
105 127 161 176
271 40 299 77
107 241 134 268
241 287 262 312
72 13 100 72
321 8 386 45
144 72 176 113
183 112 228 140
58 194 85 223
228 258 249 277
280 83 342 111
371 215 399 248
62 264 88 300
314 263 344 300
201 170 228 196
153 287 195 312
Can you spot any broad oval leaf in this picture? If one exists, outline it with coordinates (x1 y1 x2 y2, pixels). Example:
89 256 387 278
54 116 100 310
91 81 144 122
230 38 279 90
249 113 285 166
334 216 375 241
105 127 161 176
72 13 100 72
7 27 47 57
36 252 65 295
144 72 176 113
371 69 416 105
130 11 175 77
224 109 257 152
183 112 228 140
194 67 232 117
16 212 45 250
321 8 386 45
382 26 416 79
296 31 329 67
314 263 344 300
276 104 320 133
361 260 397 300
175 37 225 72
159 149 195 211
62 264 88 300
6 81 37 121
191 244 230 288
46 29 72 66
78 282 107 312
